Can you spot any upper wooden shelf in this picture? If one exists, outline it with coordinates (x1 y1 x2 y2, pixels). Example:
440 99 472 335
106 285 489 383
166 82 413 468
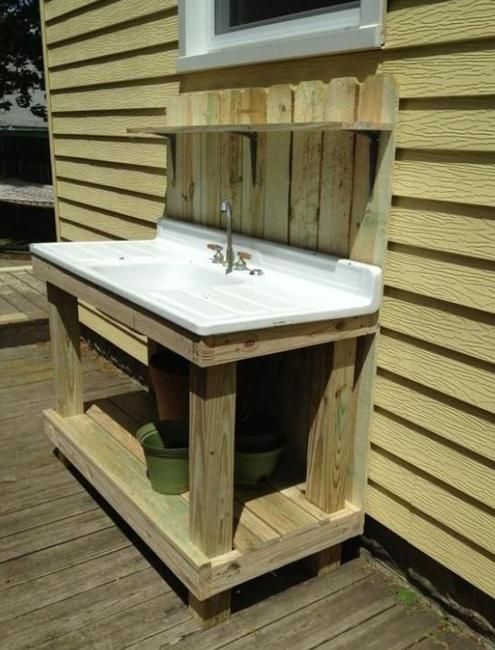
127 120 394 136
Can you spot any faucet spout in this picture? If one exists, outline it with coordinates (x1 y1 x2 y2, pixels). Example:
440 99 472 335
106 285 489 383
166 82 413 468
220 200 234 274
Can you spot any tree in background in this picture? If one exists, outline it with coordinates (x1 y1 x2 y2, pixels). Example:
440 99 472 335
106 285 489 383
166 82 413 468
0 0 46 120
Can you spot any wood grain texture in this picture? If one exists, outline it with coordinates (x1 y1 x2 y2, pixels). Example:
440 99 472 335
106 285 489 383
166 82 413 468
385 247 495 314
306 341 357 513
50 48 177 91
371 409 495 509
397 99 495 152
54 136 167 169
394 150 495 207
388 197 495 261
52 113 169 138
56 159 167 199
189 364 236 557
188 592 230 630
386 0 495 49
374 372 495 462
60 220 115 242
46 0 176 45
46 283 83 417
367 483 495 598
381 290 495 364
79 303 148 365
44 0 101 22
378 330 495 413
57 180 166 223
47 14 178 68
50 81 179 113
368 447 494 554
59 200 155 241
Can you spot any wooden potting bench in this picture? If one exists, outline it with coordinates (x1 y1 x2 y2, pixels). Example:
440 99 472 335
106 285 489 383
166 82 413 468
33 74 398 628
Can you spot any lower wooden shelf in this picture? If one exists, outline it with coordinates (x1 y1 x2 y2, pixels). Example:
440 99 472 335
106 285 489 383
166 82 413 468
43 399 363 600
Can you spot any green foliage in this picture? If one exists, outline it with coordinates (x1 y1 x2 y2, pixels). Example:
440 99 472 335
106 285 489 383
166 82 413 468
0 0 46 119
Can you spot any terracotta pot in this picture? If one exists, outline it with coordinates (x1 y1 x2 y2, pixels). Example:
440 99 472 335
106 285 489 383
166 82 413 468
149 351 189 422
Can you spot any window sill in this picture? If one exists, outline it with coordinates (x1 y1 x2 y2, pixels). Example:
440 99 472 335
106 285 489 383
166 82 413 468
177 25 383 73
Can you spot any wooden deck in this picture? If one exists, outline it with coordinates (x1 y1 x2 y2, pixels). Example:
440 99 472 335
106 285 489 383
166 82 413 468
0 265 49 347
0 343 486 649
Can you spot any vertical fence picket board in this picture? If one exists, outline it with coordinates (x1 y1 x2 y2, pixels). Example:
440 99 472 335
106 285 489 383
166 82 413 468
318 78 358 257
290 81 325 250
219 90 243 232
240 88 268 237
263 84 293 244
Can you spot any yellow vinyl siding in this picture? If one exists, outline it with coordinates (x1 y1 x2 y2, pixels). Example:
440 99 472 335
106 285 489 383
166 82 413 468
40 0 495 596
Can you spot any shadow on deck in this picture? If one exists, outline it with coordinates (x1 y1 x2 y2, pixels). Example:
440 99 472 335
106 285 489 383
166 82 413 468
0 265 49 347
0 334 486 648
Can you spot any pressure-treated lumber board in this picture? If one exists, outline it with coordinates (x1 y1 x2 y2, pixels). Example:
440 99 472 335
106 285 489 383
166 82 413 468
50 81 180 113
397 100 495 152
46 284 83 417
86 402 145 463
367 483 495 598
196 313 378 365
289 81 325 250
306 341 356 513
59 200 156 241
43 409 208 594
79 303 148 365
52 113 172 138
131 121 392 135
262 85 293 244
378 331 495 413
50 48 177 91
385 0 495 49
388 198 495 261
368 447 494 554
207 505 361 596
394 150 495 207
189 363 236 558
350 76 398 265
54 137 167 170
47 14 178 68
371 409 495 509
189 592 231 630
384 248 495 315
57 180 166 224
46 0 176 45
374 372 495 462
381 290 495 364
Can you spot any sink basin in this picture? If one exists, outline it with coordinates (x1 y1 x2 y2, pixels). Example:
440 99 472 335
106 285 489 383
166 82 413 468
90 261 246 292
31 219 382 335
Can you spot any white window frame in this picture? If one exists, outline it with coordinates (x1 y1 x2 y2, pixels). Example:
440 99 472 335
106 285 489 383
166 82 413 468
177 0 386 73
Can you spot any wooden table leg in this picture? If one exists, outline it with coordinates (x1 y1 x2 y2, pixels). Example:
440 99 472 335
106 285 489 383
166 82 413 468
305 339 357 574
188 362 236 628
46 283 83 417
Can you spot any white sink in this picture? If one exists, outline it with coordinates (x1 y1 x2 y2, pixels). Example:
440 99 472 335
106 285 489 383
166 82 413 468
31 219 382 336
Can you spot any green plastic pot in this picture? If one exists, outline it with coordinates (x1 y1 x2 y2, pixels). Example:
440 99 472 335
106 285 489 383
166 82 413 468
137 421 188 495
235 447 283 487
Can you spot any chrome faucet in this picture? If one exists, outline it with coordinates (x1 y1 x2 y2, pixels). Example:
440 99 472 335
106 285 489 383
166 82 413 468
220 199 234 274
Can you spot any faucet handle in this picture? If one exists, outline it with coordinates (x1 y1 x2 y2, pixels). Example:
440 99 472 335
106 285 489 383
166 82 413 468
233 251 251 270
207 243 224 264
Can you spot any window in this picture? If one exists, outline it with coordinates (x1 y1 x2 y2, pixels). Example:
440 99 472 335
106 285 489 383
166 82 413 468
178 0 385 72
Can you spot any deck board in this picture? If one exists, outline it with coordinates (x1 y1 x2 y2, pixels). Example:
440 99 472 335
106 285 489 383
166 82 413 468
0 342 480 649
0 266 49 347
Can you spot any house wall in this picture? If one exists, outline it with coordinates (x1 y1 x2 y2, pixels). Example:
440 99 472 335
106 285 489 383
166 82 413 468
40 0 495 597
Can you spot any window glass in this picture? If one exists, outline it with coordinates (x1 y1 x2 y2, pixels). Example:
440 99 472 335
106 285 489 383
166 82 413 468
216 0 356 34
